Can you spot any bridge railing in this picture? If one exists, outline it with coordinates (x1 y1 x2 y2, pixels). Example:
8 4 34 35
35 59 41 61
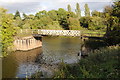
18 29 82 36
17 29 105 37
39 29 82 36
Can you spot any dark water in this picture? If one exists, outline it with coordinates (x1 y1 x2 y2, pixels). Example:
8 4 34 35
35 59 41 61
2 36 83 78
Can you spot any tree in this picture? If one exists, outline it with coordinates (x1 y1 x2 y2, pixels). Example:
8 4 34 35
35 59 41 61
47 21 63 30
22 13 27 19
112 1 120 18
91 10 103 17
57 8 68 29
67 4 72 12
104 6 113 15
35 10 47 19
47 10 58 21
68 17 81 30
80 16 91 28
84 4 90 16
88 16 106 30
67 12 77 18
80 16 106 30
14 10 21 19
0 7 17 56
75 3 81 18
104 1 120 45
13 17 23 28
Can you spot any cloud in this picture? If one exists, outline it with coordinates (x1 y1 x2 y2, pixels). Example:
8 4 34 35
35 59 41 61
0 0 113 15
0 0 113 2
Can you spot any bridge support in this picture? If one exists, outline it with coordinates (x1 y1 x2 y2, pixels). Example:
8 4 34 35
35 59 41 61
14 36 42 51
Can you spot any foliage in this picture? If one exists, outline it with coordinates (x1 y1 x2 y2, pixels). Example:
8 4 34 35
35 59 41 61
91 10 103 17
75 3 81 18
104 1 120 45
14 10 21 19
0 7 17 56
47 10 58 21
67 4 72 12
54 45 120 78
84 4 90 17
88 16 107 30
1 1 120 57
47 21 63 30
68 17 81 30
80 16 91 28
35 10 47 19
80 16 106 30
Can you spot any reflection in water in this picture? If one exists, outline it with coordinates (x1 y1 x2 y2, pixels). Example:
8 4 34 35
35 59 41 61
2 54 18 78
2 48 42 78
42 37 82 64
2 36 83 78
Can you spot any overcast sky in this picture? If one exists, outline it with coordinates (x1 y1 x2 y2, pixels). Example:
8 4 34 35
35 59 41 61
0 0 113 16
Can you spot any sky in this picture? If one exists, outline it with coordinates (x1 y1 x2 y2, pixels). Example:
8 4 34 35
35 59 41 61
0 0 114 16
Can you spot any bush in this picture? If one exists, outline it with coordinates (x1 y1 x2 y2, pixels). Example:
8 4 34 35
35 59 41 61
54 45 120 78
80 16 106 30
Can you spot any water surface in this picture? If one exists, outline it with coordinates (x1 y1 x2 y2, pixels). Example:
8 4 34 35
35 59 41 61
2 36 83 78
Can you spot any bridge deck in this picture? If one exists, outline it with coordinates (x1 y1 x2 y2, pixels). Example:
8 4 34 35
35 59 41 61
32 29 82 36
18 29 104 37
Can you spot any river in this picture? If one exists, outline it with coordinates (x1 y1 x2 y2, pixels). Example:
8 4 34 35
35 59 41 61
2 36 83 78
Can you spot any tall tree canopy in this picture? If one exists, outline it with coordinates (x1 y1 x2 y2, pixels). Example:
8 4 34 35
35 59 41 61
67 4 72 12
84 4 90 16
75 3 81 18
14 10 21 19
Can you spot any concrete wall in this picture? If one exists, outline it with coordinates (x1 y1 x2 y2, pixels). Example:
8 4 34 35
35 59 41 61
14 36 42 51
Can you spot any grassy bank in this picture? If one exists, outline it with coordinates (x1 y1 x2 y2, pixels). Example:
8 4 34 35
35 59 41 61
82 30 105 37
54 45 120 78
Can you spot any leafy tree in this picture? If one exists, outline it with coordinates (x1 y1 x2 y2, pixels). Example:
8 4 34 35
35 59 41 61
47 10 58 21
13 17 23 28
47 21 63 30
23 13 27 19
84 4 90 16
35 16 53 29
57 8 67 20
75 3 81 18
91 10 103 17
0 7 17 56
88 16 106 30
68 17 81 30
80 16 91 28
67 4 72 12
67 12 77 18
104 1 120 45
104 6 113 15
112 1 120 18
14 10 21 19
57 8 68 29
35 10 47 19
80 16 106 30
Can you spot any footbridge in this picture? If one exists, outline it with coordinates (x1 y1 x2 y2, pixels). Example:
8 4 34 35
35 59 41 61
19 29 82 37
15 29 104 51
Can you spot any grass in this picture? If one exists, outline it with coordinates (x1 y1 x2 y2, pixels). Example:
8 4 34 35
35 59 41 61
54 45 120 78
82 30 105 37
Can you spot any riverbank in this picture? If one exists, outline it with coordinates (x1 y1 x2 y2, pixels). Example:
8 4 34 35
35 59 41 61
30 38 119 78
54 44 120 78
